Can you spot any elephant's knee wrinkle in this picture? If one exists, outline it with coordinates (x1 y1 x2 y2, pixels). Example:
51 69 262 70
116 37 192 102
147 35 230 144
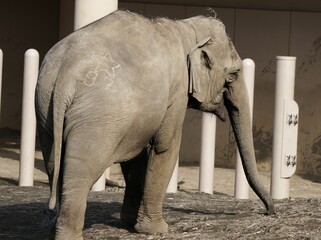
153 139 177 155
148 142 169 155
153 147 169 155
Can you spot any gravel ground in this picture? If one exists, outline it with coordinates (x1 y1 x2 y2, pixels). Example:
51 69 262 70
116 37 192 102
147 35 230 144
1 186 321 239
1 128 321 239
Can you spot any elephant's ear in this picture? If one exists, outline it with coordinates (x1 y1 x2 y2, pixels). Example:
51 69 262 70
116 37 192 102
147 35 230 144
188 37 212 103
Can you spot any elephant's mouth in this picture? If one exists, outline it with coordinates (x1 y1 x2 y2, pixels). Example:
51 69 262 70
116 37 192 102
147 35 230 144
210 87 227 121
188 88 227 121
211 103 226 121
199 96 226 121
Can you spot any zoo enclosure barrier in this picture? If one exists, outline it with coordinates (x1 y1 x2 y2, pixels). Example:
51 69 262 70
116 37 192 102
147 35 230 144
18 49 39 186
11 49 298 199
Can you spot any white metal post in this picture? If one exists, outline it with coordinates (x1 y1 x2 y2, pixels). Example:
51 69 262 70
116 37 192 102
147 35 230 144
271 56 297 199
74 0 118 30
91 172 106 191
167 158 179 193
199 112 216 194
234 59 255 199
19 49 39 186
74 0 118 191
0 49 3 121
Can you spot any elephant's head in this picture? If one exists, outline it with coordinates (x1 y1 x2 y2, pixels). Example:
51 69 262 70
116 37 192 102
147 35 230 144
187 21 275 214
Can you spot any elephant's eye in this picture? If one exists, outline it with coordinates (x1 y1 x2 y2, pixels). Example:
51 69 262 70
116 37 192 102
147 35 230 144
227 70 239 82
201 50 212 69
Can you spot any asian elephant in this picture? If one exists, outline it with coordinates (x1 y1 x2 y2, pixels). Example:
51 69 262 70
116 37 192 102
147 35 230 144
35 10 275 239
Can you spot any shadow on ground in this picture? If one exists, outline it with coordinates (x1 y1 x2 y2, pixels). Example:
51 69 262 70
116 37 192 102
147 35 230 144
0 201 126 240
0 186 321 239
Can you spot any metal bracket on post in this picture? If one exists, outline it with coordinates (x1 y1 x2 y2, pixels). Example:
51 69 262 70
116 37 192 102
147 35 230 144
280 99 299 178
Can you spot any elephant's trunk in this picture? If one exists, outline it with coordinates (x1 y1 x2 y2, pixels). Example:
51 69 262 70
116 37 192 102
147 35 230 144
224 72 275 214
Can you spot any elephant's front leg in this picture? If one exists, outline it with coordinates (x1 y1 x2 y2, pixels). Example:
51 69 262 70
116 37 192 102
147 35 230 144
134 127 183 233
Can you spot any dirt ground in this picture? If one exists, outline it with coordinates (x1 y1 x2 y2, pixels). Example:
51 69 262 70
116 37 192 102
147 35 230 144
1 128 321 239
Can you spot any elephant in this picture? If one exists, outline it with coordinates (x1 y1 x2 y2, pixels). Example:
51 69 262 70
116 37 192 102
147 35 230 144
35 10 275 239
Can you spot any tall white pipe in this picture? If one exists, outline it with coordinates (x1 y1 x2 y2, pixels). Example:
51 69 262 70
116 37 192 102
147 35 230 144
0 49 3 122
199 112 216 194
91 168 111 191
74 0 118 30
19 49 39 186
167 158 179 193
234 59 255 199
74 0 118 191
91 172 106 191
271 56 296 199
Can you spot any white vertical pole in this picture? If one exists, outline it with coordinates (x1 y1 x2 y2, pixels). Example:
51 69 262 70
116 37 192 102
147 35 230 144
74 0 118 30
19 49 39 186
91 168 111 191
91 173 106 191
271 56 296 199
234 59 255 199
74 0 118 191
105 167 110 179
167 158 178 193
0 49 3 121
199 112 216 194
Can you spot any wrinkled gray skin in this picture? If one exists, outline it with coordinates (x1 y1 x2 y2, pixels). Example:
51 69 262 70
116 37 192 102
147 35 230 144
35 10 275 240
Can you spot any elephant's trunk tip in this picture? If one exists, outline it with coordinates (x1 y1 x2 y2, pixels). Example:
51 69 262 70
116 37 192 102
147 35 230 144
265 202 276 215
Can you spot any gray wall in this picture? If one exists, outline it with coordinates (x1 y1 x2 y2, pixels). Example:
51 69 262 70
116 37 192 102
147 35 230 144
0 0 59 129
1 1 321 178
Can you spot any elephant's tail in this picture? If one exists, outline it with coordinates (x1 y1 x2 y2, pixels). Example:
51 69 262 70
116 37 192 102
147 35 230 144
48 87 64 211
48 75 75 211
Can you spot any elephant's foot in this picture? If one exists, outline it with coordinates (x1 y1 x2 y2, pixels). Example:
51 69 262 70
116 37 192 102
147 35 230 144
55 221 84 240
134 217 168 234
55 230 83 240
55 202 86 240
266 203 276 215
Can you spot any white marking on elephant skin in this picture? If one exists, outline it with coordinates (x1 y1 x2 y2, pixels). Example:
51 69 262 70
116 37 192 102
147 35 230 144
84 50 121 90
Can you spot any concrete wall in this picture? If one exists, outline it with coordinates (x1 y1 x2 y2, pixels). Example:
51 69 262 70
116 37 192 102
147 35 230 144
1 1 321 178
0 0 59 129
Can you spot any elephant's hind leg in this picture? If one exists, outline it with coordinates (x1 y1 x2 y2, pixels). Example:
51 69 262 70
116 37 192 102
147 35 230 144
55 132 113 240
120 148 148 225
55 170 90 240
